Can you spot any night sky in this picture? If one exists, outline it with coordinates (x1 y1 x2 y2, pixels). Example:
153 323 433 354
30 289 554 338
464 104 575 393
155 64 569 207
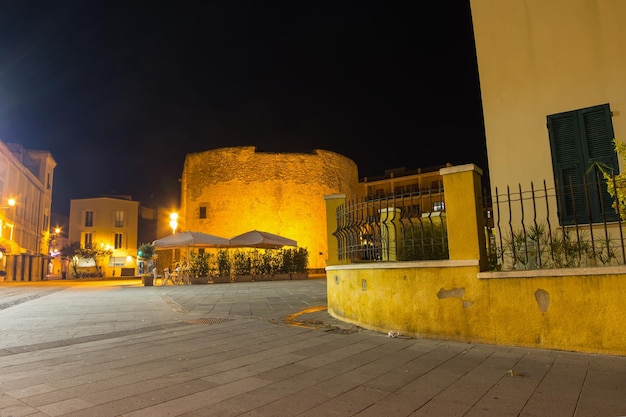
0 1 487 218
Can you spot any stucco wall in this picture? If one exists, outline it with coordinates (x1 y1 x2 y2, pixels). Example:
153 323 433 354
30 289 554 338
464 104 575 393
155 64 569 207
181 146 359 269
470 0 626 226
325 163 626 356
326 263 626 355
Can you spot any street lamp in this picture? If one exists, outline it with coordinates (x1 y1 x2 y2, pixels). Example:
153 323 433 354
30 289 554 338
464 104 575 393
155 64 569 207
169 212 178 234
168 212 179 271
1 198 16 210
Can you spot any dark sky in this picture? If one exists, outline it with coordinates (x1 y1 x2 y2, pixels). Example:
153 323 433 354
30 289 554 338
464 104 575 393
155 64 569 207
0 1 486 218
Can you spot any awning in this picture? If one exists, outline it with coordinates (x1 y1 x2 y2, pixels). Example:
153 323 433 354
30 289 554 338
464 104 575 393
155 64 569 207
0 237 23 254
153 231 230 249
227 230 297 249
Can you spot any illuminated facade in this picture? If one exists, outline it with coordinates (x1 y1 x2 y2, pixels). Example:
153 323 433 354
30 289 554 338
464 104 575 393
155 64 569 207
179 146 359 270
358 164 450 212
69 196 140 277
0 140 56 282
470 0 626 231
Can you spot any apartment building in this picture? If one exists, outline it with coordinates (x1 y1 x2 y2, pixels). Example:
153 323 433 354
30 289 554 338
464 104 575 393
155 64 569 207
0 140 56 281
69 196 140 277
359 165 450 214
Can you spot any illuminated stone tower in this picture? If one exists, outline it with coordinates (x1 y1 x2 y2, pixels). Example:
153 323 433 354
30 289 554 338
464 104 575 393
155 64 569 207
180 146 359 270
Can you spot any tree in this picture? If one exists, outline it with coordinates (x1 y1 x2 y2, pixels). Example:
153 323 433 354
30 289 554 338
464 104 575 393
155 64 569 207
75 242 112 276
138 243 156 274
60 241 81 278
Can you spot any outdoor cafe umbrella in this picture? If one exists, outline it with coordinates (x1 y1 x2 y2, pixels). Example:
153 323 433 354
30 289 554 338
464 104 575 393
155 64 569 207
152 231 230 249
227 230 297 249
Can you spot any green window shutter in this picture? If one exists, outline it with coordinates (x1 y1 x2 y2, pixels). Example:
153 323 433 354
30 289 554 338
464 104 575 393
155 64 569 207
548 110 586 224
581 104 618 221
548 103 618 225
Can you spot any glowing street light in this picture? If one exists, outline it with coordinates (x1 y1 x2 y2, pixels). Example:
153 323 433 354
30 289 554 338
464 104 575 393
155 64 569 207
169 212 178 234
1 198 16 209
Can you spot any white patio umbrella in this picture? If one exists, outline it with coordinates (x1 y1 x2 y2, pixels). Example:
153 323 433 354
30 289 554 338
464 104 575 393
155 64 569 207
152 231 230 248
227 230 297 249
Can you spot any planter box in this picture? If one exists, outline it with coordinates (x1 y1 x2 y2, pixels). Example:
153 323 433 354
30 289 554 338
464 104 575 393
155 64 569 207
290 272 309 280
273 273 291 281
143 276 154 286
212 275 231 284
254 274 273 281
190 277 210 285
234 274 254 282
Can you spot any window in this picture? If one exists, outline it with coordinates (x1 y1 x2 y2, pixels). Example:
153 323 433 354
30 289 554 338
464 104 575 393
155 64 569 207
547 103 618 224
83 232 93 249
109 257 126 267
85 210 94 227
199 206 207 219
114 233 123 249
114 210 124 227
433 201 445 212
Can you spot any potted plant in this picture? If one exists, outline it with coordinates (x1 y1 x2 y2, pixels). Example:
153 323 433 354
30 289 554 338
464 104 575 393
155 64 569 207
189 250 212 284
253 249 274 281
213 249 231 283
138 243 156 286
273 249 291 281
290 247 309 280
233 249 254 282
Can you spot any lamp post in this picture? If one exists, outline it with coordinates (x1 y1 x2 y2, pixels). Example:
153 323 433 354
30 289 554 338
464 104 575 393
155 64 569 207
169 212 178 269
47 226 61 278
169 212 178 234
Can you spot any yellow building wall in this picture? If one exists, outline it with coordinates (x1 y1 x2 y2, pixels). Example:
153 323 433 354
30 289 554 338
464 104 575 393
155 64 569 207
470 0 626 225
69 197 140 276
327 264 626 355
181 146 359 270
325 161 626 355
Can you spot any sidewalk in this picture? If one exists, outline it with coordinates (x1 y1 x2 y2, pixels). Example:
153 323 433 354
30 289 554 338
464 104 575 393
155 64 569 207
0 278 625 417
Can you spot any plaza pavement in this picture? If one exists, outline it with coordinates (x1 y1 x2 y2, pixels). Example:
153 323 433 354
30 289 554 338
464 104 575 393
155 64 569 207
0 276 625 417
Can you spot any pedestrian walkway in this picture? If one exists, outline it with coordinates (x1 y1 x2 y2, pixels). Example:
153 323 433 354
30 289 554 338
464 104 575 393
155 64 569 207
0 278 625 417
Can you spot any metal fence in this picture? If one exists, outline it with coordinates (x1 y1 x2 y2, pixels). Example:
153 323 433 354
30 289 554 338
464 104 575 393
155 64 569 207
334 183 448 262
488 173 626 271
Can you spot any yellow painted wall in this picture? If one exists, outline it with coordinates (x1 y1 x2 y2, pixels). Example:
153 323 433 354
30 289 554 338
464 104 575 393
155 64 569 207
69 197 140 276
181 146 359 270
325 159 626 356
470 0 626 227
327 264 626 355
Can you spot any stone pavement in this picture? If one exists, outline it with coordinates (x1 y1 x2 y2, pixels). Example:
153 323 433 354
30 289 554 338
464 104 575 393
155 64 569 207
0 277 625 417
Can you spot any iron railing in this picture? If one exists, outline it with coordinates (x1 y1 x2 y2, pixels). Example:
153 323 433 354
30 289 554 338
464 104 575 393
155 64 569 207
488 173 626 271
334 183 448 262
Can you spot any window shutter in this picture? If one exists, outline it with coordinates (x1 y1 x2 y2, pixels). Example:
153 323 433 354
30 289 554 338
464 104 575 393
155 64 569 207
548 104 618 224
548 111 586 224
581 105 618 221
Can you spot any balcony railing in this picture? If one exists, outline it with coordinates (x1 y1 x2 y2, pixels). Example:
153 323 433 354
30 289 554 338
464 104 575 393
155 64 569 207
334 183 448 262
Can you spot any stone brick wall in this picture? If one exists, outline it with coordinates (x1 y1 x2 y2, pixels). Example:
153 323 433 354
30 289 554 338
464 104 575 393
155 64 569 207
180 146 359 269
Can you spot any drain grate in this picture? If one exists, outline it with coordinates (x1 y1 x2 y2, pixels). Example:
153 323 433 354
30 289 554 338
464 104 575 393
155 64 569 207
186 317 232 325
